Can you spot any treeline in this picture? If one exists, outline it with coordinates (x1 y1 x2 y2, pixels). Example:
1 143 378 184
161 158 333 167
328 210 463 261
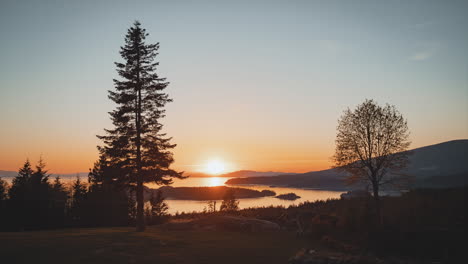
0 159 168 231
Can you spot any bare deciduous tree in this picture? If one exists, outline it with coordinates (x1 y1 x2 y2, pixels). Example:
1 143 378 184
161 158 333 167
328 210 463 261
333 99 411 224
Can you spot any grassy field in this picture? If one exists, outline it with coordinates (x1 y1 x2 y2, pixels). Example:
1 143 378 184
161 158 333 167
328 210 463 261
0 227 311 264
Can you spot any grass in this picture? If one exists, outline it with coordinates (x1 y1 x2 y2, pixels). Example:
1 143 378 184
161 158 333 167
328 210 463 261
0 227 311 264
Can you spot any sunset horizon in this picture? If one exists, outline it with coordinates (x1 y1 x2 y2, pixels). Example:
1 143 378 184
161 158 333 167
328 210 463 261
1 1 467 177
1 2 467 262
1 137 466 175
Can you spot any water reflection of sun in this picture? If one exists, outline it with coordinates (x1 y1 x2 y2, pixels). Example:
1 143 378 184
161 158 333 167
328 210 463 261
204 159 226 174
204 177 225 187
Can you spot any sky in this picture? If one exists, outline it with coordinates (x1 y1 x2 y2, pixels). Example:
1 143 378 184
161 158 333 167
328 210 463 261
0 0 467 174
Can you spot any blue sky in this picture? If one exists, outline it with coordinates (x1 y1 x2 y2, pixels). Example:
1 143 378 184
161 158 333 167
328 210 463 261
0 0 467 173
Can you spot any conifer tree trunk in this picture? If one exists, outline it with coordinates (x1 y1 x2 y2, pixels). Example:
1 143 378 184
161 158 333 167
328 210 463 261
136 88 144 231
135 47 145 231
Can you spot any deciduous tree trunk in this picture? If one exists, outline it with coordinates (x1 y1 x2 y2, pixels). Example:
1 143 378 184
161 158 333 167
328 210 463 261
372 181 382 226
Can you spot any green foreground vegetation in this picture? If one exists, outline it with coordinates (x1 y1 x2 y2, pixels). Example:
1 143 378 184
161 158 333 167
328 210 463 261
0 227 309 264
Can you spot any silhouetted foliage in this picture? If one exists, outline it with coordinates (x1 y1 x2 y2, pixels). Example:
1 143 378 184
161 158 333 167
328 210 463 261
220 189 239 212
5 159 68 230
48 176 69 227
69 176 88 225
0 177 7 201
333 99 411 224
145 189 169 225
8 159 33 201
205 200 217 213
97 21 183 231
80 155 135 227
0 177 8 227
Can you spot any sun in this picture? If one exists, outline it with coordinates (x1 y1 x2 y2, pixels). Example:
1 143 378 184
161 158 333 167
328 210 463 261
204 159 226 175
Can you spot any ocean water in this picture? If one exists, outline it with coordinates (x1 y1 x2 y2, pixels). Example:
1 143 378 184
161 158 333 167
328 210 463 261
150 177 343 214
1 175 343 214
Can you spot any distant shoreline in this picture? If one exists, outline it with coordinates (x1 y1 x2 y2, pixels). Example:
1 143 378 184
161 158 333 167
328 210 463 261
227 182 349 192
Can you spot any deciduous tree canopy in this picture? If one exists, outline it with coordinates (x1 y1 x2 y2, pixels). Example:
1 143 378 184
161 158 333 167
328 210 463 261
333 99 411 223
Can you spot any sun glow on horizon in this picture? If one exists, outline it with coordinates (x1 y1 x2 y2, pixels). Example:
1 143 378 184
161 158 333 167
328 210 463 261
203 159 226 175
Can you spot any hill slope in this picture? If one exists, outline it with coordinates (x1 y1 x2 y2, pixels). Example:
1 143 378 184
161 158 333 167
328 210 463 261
226 140 468 190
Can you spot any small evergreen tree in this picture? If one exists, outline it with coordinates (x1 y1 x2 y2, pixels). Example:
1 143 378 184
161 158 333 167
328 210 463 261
0 177 8 228
49 176 68 227
30 157 50 186
71 176 88 202
146 190 169 225
8 158 62 230
69 176 88 225
30 158 53 228
0 177 8 201
83 156 135 227
8 159 34 201
98 21 184 231
8 159 35 230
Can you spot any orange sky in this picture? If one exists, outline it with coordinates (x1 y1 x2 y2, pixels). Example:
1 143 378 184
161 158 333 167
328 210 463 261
1 120 466 175
0 131 335 174
1 1 467 175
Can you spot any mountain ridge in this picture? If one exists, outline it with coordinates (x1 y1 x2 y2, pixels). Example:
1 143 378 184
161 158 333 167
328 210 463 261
226 139 468 190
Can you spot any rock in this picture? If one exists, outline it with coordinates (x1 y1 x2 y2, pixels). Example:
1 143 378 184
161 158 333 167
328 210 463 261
275 193 301 200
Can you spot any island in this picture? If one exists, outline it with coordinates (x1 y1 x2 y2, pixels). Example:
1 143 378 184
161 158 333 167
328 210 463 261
146 186 276 200
275 193 301 201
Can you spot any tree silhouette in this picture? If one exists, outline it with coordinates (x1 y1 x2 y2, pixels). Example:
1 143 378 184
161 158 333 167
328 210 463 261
8 160 35 230
333 99 411 224
220 189 239 212
84 155 135 227
98 21 183 231
71 176 87 204
49 176 68 227
145 190 169 225
0 177 8 201
7 158 68 230
8 159 33 202
0 177 7 217
206 200 217 213
30 157 49 186
69 176 88 225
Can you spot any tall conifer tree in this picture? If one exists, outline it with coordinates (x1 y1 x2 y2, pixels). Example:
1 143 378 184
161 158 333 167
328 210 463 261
98 21 183 231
